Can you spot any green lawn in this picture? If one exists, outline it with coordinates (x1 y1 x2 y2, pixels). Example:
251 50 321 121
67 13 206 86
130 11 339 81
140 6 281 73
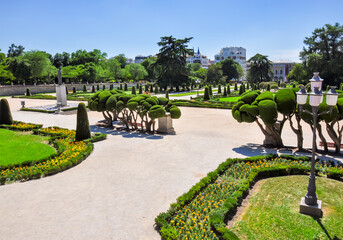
170 89 218 97
232 175 343 240
218 96 241 102
0 129 56 166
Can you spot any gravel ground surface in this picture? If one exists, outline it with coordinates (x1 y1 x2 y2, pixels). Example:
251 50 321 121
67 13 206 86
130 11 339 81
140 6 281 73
0 97 342 240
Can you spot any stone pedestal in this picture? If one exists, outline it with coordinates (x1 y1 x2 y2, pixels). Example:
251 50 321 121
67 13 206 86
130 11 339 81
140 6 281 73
157 113 175 134
299 197 322 217
56 84 67 106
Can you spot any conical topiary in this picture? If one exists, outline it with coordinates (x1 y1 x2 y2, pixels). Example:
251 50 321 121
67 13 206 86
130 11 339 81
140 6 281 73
239 85 244 95
97 84 100 91
150 85 154 92
166 90 169 100
227 85 231 95
66 87 68 95
209 85 212 96
218 85 222 94
103 85 106 90
0 99 13 125
145 85 149 92
120 84 123 90
110 84 113 90
124 83 128 91
26 88 31 96
73 87 76 93
92 85 95 93
75 102 91 141
234 82 238 91
139 85 143 94
131 86 136 95
223 87 227 97
83 84 87 92
267 84 271 91
204 86 210 100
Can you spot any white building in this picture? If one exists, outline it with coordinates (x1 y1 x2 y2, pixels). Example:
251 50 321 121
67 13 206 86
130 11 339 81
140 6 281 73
186 48 210 68
214 47 247 74
271 60 294 82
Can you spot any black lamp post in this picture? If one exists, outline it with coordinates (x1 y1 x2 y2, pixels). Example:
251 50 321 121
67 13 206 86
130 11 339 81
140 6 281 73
296 72 338 217
195 79 200 96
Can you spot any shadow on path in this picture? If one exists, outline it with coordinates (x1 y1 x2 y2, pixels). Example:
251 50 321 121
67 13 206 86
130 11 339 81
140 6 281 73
90 125 164 140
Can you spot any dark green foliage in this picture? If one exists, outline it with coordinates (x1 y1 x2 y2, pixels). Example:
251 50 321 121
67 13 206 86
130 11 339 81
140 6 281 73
246 82 249 89
92 85 95 93
103 85 106 90
146 97 158 106
105 95 117 111
292 83 296 88
139 85 143 94
239 85 244 95
227 85 231 95
158 97 169 106
280 82 286 88
176 86 180 92
204 86 210 100
131 86 136 95
73 87 76 93
255 91 273 102
75 103 91 141
258 100 277 125
240 91 259 104
97 84 100 91
155 85 159 94
267 83 270 91
26 88 31 96
110 84 113 90
169 106 181 119
124 83 128 91
223 87 227 97
234 82 238 91
66 87 68 95
119 84 123 90
0 99 13 125
218 85 222 94
166 90 169 100
83 85 87 92
275 89 296 115
209 85 212 96
145 85 149 92
136 83 139 89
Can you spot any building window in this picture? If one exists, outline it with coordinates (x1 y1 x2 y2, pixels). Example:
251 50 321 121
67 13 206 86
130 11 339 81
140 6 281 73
275 70 278 74
216 57 220 60
221 57 224 60
280 70 283 74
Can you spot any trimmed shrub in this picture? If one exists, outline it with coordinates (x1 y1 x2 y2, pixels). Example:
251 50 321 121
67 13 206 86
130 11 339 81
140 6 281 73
131 86 136 95
75 103 91 141
275 88 296 115
0 99 13 125
139 85 143 94
258 100 278 125
26 88 31 96
255 91 273 102
83 85 87 92
267 83 271 91
150 85 154 93
166 90 169 100
239 85 244 95
280 82 286 88
110 84 113 90
204 86 210 100
103 85 106 90
119 84 123 90
176 86 180 92
73 87 76 93
124 83 128 91
92 85 95 93
234 82 238 91
170 106 181 119
97 84 100 91
149 105 166 119
66 87 68 95
240 91 259 104
223 87 227 97
227 85 231 95
218 85 222 94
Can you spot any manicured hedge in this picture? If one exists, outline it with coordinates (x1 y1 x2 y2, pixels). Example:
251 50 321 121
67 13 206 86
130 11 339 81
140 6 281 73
155 154 343 240
171 100 233 109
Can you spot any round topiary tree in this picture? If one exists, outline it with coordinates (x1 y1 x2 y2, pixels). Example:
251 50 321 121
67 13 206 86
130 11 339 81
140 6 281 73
75 102 91 141
0 99 13 125
203 86 210 100
148 105 166 132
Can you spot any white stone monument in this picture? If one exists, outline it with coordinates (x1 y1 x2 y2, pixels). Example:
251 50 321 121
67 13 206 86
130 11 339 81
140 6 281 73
56 67 67 106
157 113 175 134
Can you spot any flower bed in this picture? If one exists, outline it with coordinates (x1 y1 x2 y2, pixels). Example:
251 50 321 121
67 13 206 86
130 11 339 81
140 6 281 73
155 154 343 240
0 121 43 131
0 123 106 185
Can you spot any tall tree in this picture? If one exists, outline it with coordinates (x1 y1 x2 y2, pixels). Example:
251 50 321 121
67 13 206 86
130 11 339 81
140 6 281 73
221 58 244 81
106 58 123 80
300 23 343 87
206 63 225 84
287 63 307 84
53 52 70 68
7 44 25 58
114 54 127 68
154 36 193 88
141 57 160 81
125 63 148 81
247 53 273 84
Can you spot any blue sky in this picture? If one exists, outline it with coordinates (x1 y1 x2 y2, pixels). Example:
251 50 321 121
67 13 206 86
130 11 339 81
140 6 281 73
1 0 342 62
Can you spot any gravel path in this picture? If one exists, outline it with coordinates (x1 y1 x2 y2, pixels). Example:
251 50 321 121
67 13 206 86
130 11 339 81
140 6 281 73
0 98 342 240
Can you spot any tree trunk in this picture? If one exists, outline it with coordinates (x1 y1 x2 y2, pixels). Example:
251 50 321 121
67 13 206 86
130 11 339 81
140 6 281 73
288 113 304 150
102 111 113 127
326 121 343 154
317 124 328 153
255 119 284 148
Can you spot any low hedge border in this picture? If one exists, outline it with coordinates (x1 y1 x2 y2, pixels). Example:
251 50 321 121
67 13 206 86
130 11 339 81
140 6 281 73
155 154 343 240
12 94 89 101
0 121 43 131
0 124 106 185
171 99 233 109
21 106 79 113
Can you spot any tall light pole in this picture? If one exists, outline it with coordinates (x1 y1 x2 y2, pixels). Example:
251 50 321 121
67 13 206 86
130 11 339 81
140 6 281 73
297 72 338 217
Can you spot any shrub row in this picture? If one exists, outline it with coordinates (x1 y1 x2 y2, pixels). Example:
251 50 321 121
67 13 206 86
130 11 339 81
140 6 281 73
171 99 233 109
0 121 43 131
155 154 343 240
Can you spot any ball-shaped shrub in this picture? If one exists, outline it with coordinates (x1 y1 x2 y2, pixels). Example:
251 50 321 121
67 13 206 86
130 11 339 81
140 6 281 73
275 89 296 115
158 97 169 106
169 106 181 119
0 99 13 125
258 100 278 125
240 91 259 104
98 91 112 103
255 91 273 102
105 95 117 111
146 97 158 106
148 105 166 119
75 103 91 141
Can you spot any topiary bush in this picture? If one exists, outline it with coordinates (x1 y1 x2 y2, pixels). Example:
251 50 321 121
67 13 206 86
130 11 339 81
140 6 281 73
119 83 123 90
92 85 95 93
139 85 143 94
218 85 222 94
131 86 136 95
227 85 231 95
204 86 210 100
26 88 31 96
103 85 106 90
73 87 76 93
66 87 68 95
209 85 213 96
75 103 91 141
97 84 100 91
83 85 87 92
166 90 169 100
0 99 13 125
234 82 238 91
223 87 227 97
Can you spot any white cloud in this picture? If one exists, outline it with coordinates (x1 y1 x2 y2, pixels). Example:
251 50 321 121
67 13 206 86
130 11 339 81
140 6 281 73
268 49 302 62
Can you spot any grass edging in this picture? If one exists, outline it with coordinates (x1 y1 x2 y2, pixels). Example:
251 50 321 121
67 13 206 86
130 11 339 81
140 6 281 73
154 154 343 240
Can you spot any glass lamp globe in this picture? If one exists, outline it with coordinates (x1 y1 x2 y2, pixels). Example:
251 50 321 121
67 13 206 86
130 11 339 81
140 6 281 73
309 87 323 107
296 87 308 105
326 87 338 106
310 72 323 92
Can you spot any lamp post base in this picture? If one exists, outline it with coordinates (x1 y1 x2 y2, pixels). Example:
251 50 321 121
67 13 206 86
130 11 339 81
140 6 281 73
300 197 322 217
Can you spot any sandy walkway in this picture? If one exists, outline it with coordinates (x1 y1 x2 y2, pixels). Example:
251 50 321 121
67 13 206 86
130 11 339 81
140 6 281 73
0 97 341 240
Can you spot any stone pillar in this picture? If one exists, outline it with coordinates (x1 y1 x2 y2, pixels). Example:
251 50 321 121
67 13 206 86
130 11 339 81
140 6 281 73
157 113 175 134
56 84 67 106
